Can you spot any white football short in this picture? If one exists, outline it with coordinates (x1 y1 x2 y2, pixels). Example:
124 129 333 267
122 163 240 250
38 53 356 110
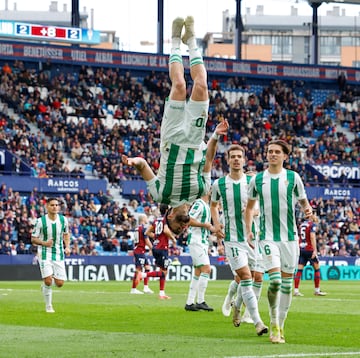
259 240 299 274
189 243 210 267
253 240 265 274
39 260 67 280
161 98 209 149
224 241 256 272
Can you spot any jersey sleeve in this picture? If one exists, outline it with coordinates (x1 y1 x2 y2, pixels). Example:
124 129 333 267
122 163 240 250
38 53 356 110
32 217 42 238
63 216 70 234
294 172 307 201
247 175 257 200
210 179 220 203
189 200 203 220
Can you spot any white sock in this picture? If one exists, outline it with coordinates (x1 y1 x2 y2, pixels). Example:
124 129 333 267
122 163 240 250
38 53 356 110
172 37 181 49
229 280 238 300
42 284 52 307
279 277 293 329
186 37 196 50
241 280 261 325
197 273 209 303
186 276 199 305
253 281 263 301
234 282 243 309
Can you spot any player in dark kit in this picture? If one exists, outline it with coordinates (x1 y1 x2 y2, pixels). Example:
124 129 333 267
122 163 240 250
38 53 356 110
130 214 154 294
136 204 177 299
294 216 327 297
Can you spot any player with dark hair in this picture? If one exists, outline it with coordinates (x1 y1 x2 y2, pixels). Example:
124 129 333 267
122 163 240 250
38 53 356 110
31 197 70 313
294 216 327 297
130 214 154 294
245 139 313 344
122 16 228 230
211 144 268 336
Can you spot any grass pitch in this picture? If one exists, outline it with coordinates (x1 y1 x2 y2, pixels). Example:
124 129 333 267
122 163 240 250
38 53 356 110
0 280 359 358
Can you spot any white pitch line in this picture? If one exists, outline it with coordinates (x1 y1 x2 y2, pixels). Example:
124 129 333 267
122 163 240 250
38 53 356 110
225 352 360 358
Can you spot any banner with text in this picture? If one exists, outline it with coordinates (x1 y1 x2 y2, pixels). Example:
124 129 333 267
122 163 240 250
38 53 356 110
0 256 359 281
0 40 360 83
0 175 107 194
1 263 359 281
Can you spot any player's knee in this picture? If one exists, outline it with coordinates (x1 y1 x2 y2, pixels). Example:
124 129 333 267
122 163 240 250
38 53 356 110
44 278 52 287
201 265 211 275
253 271 263 282
171 78 186 96
54 279 64 288
192 80 208 98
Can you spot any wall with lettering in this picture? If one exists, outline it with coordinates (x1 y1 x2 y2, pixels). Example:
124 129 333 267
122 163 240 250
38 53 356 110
1 256 359 281
0 40 360 84
0 175 107 194
1 263 359 281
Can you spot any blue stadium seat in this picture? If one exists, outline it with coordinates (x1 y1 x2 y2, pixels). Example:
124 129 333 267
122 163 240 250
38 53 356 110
85 164 93 172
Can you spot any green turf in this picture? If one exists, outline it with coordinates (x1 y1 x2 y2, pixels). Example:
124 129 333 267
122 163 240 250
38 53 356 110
0 280 359 357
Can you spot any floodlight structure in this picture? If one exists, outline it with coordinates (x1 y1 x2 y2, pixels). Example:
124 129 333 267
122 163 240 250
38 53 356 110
306 0 360 64
232 0 360 61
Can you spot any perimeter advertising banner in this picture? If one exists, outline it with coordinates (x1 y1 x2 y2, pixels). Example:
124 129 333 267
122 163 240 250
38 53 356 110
0 256 359 281
0 40 360 83
0 175 107 194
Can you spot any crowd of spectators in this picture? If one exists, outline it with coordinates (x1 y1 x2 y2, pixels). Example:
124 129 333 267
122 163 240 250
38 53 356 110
0 60 359 184
0 180 359 258
0 60 359 258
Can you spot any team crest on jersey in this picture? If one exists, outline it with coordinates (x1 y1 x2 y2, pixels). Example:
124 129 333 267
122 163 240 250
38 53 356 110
284 180 289 186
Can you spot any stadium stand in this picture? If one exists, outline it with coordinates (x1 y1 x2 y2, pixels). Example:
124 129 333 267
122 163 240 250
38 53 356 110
0 59 359 257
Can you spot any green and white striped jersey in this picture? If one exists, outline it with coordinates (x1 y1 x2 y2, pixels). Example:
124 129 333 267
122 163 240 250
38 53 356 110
32 214 69 261
211 174 252 243
152 141 208 207
187 198 211 246
248 168 307 242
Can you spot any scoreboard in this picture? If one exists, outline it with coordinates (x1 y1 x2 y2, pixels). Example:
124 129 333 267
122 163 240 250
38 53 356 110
0 20 100 45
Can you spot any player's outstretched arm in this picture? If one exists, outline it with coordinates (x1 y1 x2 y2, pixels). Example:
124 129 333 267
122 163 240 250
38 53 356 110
203 119 229 173
121 155 156 182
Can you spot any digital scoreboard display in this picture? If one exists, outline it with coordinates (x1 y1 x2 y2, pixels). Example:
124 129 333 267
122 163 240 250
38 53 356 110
0 20 100 45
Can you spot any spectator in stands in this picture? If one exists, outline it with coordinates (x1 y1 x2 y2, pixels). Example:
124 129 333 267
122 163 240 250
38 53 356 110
102 236 116 252
16 241 27 254
122 16 229 230
349 219 359 234
71 200 82 218
120 235 130 253
338 71 347 91
2 62 12 75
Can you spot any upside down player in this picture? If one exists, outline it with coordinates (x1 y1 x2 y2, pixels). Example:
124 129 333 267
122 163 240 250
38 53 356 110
294 215 327 297
130 214 154 295
121 15 229 224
